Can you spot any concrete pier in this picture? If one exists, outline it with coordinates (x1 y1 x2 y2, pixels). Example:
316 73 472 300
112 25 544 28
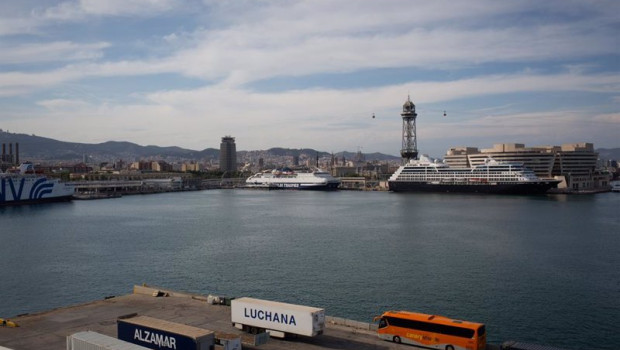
0 284 415 350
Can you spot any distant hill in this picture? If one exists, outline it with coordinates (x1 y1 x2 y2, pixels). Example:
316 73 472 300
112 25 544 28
597 148 620 161
0 130 219 163
0 130 399 164
3 130 614 165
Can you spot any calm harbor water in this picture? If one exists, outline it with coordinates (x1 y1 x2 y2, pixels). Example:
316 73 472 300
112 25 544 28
1 190 619 349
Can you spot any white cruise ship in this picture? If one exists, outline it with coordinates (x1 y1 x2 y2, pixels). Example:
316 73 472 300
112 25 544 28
1 163 75 205
388 155 559 194
246 168 340 190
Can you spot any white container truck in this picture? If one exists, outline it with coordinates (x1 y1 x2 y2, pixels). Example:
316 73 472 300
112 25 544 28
230 297 325 338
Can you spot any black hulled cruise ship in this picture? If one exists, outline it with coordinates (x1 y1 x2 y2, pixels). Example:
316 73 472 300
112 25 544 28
388 155 559 194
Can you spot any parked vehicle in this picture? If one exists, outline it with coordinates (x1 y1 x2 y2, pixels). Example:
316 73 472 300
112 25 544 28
231 297 325 338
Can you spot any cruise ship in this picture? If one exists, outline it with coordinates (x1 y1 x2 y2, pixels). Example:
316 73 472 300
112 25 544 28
245 168 340 190
388 155 559 194
1 164 75 205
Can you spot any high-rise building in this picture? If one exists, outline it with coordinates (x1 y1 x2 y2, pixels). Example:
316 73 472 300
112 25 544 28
219 136 237 173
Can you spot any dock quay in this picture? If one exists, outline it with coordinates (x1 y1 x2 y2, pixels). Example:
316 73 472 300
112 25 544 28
0 284 401 350
1 284 566 350
71 178 201 199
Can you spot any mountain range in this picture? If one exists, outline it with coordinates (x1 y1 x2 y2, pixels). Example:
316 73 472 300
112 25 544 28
0 130 401 164
2 130 619 165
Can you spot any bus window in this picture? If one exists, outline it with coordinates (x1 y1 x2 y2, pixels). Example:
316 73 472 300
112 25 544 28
378 318 388 329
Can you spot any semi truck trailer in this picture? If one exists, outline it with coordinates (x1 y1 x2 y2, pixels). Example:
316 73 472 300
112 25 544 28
231 297 325 338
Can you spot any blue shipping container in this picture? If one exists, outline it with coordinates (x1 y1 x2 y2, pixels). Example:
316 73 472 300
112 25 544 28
117 316 214 350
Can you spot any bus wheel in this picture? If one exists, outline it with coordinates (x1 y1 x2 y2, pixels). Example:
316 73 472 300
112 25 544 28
393 336 401 343
446 346 454 350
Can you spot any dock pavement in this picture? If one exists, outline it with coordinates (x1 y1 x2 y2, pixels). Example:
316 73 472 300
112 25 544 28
0 284 502 350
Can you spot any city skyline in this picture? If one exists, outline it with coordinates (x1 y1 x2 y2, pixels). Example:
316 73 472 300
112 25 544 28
1 1 619 157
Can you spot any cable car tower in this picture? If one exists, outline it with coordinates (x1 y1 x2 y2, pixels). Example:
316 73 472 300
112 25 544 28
400 95 418 163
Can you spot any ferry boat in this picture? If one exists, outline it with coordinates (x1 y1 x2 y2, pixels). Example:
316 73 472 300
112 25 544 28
1 163 75 205
611 181 620 193
245 168 340 190
388 155 559 194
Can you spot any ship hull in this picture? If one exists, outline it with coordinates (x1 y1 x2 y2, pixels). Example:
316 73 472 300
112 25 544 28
1 176 75 206
388 181 558 194
247 182 340 191
0 194 74 206
245 168 341 191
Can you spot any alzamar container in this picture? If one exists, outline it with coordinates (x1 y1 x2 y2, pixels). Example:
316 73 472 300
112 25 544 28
67 331 151 350
117 315 215 350
230 297 325 338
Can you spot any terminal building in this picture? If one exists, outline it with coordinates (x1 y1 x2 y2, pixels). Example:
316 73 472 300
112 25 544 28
443 143 610 192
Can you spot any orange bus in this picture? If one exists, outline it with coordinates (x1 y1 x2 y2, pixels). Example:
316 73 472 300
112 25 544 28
374 311 486 350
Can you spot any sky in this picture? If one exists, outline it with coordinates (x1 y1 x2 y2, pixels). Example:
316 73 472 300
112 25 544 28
0 0 619 158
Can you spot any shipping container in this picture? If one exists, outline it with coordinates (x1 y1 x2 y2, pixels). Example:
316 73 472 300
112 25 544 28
230 297 325 338
67 331 150 350
117 315 215 350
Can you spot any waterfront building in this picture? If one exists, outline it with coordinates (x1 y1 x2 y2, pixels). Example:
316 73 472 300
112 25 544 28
443 147 479 168
129 161 152 171
182 162 201 172
468 144 556 178
219 136 237 173
552 143 607 191
443 142 610 192
151 161 172 172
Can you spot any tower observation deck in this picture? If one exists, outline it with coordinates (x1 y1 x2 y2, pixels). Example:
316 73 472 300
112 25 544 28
400 95 418 163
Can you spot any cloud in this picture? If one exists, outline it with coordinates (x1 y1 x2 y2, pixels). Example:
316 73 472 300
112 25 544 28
0 41 109 65
15 70 615 152
1 0 618 94
0 0 618 154
156 1 618 87
35 0 179 20
37 98 90 111
0 0 184 36
592 113 620 124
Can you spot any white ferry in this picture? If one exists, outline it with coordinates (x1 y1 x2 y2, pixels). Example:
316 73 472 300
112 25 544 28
388 155 559 194
246 168 340 190
1 163 75 205
611 181 620 193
